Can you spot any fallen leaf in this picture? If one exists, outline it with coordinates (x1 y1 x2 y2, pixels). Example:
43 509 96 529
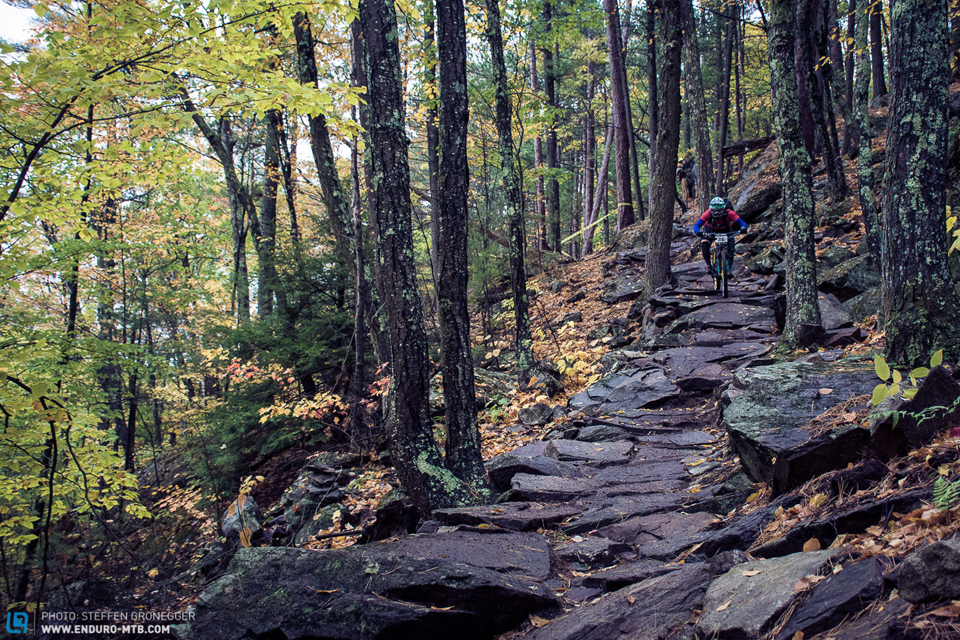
627 594 637 604
570 535 585 543
803 538 822 552
819 388 834 395
741 569 761 577
716 600 732 612
928 604 960 618
842 412 857 422
790 631 805 640
530 615 551 628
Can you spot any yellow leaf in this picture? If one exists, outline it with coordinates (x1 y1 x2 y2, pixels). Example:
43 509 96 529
892 370 902 385
239 527 252 548
746 491 760 503
874 355 890 381
932 349 944 368
871 383 888 405
147 569 159 578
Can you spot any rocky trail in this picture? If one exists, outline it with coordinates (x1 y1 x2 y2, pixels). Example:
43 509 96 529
176 220 960 640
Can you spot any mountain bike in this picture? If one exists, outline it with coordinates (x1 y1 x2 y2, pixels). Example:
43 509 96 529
699 231 739 298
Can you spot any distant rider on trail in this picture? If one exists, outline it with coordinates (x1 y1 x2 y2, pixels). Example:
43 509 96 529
693 197 748 277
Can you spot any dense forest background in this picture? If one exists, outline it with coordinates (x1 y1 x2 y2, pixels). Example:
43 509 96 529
2 0 959 615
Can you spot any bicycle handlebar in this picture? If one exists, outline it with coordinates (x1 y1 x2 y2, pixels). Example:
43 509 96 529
697 231 740 239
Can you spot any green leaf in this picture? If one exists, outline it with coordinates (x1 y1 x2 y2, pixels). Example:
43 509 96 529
910 367 930 380
903 388 919 400
872 383 888 405
874 355 890 382
931 350 944 368
892 370 903 385
888 383 901 397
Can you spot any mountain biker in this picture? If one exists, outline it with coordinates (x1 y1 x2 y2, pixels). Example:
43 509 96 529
693 196 748 277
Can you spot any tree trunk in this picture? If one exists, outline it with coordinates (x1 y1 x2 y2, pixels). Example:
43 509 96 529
870 0 888 99
436 0 494 498
768 0 823 348
298 11 387 365
682 0 715 216
811 0 849 202
715 7 735 196
855 0 881 265
880 0 960 366
583 54 596 254
844 0 860 154
646 3 658 215
644 0 681 293
605 0 634 230
361 0 482 514
255 108 286 319
620 3 645 222
425 4 441 284
543 3 561 251
485 0 533 374
529 39 549 251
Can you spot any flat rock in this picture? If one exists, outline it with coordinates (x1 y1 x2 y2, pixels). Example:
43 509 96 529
190 545 559 640
597 511 716 545
580 560 681 592
666 303 776 333
776 557 886 640
600 275 645 304
722 360 877 493
375 530 554 579
633 431 717 449
433 502 583 532
506 474 599 502
486 454 581 492
563 494 688 535
654 343 772 380
544 439 634 466
568 367 680 415
523 564 712 640
555 536 632 568
576 424 631 442
696 549 842 639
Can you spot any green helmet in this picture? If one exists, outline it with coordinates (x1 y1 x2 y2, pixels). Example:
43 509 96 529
709 197 725 211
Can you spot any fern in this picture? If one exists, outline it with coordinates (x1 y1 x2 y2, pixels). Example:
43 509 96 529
933 476 960 511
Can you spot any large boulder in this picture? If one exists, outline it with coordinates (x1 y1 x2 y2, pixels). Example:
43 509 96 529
190 536 559 640
817 254 881 302
869 365 960 460
696 549 842 640
776 557 886 639
728 142 782 222
722 360 876 493
899 537 960 603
